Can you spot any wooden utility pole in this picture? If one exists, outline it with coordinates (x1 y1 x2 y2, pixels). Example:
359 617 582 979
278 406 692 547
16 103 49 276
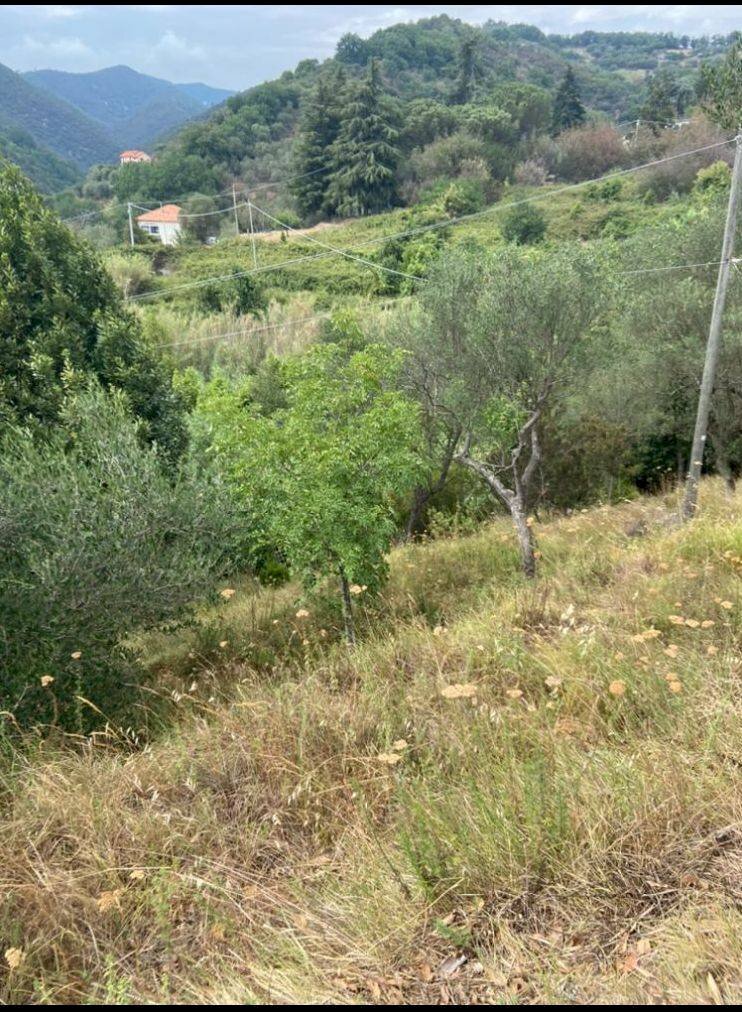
127 201 135 246
682 131 742 520
232 181 240 236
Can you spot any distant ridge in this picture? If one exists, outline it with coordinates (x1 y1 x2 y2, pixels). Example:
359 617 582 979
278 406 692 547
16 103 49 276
24 65 234 149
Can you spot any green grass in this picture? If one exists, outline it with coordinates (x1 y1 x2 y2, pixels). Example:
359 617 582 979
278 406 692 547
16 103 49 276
1 481 740 1003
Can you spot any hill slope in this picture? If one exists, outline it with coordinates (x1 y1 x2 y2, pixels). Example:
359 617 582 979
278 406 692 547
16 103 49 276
0 61 117 170
0 119 80 191
2 482 740 1003
24 65 233 150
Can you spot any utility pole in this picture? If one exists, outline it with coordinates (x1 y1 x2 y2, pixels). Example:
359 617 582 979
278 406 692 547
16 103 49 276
232 181 240 237
127 201 135 246
682 131 742 520
247 198 258 269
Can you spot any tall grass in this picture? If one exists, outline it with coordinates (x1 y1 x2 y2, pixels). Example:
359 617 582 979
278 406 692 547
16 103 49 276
1 481 740 1004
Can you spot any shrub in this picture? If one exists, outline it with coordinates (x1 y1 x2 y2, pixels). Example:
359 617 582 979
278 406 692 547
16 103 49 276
0 387 240 732
514 158 549 187
501 202 547 244
556 124 625 182
634 117 731 201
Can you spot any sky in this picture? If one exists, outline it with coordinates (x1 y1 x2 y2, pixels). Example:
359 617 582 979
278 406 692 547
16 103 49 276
1 5 740 90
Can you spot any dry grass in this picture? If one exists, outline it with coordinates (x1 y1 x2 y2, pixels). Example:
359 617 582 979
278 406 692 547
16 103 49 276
1 481 740 1004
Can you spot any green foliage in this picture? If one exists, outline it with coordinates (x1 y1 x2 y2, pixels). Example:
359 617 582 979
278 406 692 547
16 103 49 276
551 67 586 134
699 35 742 129
0 386 239 732
501 202 547 244
200 343 422 597
197 267 267 318
640 67 684 130
0 161 187 462
450 36 482 105
181 193 222 243
693 159 732 197
326 60 400 216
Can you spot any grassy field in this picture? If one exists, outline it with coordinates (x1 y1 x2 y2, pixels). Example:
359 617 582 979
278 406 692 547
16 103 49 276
1 480 740 1004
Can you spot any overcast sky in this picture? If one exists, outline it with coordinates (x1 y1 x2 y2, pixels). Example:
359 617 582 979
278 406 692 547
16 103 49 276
1 5 740 90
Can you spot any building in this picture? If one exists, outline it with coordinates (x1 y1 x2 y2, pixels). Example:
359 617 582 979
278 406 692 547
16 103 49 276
135 204 182 245
120 150 151 164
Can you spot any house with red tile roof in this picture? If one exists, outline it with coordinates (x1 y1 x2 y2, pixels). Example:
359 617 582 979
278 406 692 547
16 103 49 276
120 150 151 164
135 204 182 245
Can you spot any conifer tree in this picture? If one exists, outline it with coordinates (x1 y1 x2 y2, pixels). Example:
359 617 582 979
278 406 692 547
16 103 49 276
291 68 345 219
551 67 586 134
326 59 400 217
450 37 481 105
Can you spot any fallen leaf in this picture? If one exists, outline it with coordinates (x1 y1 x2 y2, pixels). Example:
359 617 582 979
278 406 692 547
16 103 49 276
440 683 477 699
4 947 24 970
96 889 124 913
40 674 54 687
219 588 235 600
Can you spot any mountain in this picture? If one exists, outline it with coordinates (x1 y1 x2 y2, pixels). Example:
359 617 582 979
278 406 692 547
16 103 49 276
0 62 117 172
24 65 233 150
0 119 80 192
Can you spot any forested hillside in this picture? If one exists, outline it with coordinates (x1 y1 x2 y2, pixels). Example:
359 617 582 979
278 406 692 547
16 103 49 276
0 61 117 171
91 16 734 213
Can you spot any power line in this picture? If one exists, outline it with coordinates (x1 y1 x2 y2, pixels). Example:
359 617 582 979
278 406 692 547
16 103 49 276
250 200 423 282
126 136 736 303
61 166 331 224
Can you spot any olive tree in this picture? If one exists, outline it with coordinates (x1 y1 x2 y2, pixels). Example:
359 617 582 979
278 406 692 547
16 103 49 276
398 245 605 577
0 386 240 732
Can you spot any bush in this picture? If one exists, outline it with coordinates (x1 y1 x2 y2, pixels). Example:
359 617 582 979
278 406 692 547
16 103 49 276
501 202 547 244
0 387 240 732
514 158 549 187
556 124 625 182
634 117 731 201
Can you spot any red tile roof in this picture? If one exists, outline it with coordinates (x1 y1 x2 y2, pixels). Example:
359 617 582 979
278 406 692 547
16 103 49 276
136 204 181 224
120 149 150 159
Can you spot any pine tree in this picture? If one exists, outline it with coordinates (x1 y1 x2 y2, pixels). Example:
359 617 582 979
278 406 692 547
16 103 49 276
290 68 345 219
552 67 586 134
326 59 400 217
699 35 742 129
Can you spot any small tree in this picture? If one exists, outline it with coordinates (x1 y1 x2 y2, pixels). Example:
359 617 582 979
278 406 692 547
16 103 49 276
201 344 421 642
501 202 547 244
551 67 586 134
